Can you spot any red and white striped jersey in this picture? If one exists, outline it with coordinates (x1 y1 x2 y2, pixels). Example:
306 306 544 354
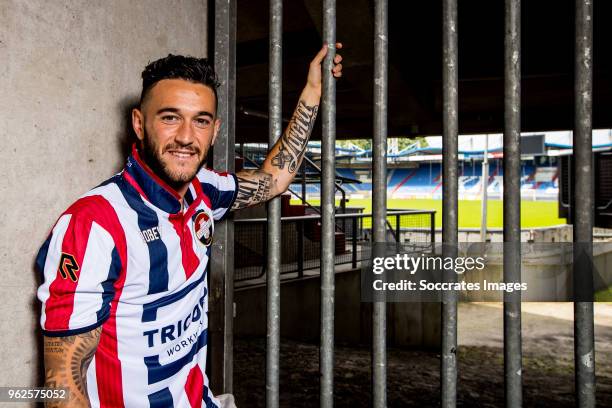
36 146 237 408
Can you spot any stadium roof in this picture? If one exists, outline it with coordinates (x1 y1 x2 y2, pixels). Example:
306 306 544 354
232 0 612 143
329 130 612 158
240 129 612 160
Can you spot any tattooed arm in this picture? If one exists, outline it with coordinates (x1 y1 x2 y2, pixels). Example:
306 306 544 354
43 327 102 407
232 43 343 210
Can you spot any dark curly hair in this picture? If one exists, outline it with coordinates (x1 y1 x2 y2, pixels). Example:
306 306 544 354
140 54 220 109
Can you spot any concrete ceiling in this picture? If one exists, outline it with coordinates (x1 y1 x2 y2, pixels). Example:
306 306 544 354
227 0 612 143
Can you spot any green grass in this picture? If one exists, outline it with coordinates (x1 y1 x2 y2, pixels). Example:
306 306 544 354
595 286 612 302
292 198 567 229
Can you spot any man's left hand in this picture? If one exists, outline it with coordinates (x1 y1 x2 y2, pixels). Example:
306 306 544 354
306 42 343 96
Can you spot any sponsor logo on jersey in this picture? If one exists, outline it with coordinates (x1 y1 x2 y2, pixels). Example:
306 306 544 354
58 253 79 282
140 226 161 243
193 210 213 247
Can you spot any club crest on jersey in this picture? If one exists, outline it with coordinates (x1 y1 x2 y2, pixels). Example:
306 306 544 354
193 210 214 247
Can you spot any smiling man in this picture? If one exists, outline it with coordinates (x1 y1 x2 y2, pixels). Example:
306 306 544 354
36 45 343 408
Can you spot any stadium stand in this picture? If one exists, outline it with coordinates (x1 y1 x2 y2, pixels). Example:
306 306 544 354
286 160 559 201
299 162 560 200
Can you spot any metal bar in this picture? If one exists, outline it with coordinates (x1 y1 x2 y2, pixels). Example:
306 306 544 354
286 186 321 214
480 134 489 242
211 0 237 393
372 0 388 406
430 212 436 245
298 220 304 278
352 216 358 269
303 153 362 185
302 163 307 204
320 1 337 407
339 186 347 233
574 0 595 406
238 150 318 212
234 210 435 223
239 106 290 123
266 1 283 407
503 1 523 406
339 187 346 213
395 214 400 243
441 0 458 405
385 219 397 242
262 223 268 276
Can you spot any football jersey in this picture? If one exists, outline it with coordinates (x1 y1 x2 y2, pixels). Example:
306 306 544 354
36 146 238 408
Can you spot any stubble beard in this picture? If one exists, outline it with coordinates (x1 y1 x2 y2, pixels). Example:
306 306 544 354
140 128 206 192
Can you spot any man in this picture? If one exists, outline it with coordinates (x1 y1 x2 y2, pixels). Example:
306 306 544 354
36 44 343 407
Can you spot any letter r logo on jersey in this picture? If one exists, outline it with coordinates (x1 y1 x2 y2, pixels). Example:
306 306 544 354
58 253 79 282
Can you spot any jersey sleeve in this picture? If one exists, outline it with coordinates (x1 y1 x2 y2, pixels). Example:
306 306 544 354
196 168 238 221
36 198 124 337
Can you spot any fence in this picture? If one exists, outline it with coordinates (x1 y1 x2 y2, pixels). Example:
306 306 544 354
211 0 596 407
234 210 435 282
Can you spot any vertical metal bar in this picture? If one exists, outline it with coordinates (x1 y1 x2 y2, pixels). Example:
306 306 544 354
395 214 400 243
320 1 337 407
352 216 358 269
372 1 388 407
262 223 268 277
211 0 237 393
503 1 523 406
441 0 458 406
298 220 304 277
302 163 307 203
266 1 283 407
480 134 489 242
341 188 347 233
430 212 436 245
574 0 595 406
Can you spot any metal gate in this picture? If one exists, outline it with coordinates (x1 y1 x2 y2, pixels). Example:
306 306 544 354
210 0 596 406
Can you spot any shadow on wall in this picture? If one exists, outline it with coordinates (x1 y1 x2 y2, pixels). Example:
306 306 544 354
32 95 140 385
116 96 140 167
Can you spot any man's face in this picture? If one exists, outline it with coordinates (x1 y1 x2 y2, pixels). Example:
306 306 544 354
132 79 220 193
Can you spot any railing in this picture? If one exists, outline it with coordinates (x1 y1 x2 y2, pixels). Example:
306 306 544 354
234 210 435 282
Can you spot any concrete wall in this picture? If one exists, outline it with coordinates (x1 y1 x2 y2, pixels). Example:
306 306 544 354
234 270 441 349
428 225 575 243
0 0 208 389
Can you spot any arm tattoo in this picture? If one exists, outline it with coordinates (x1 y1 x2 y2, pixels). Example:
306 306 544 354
232 100 318 210
271 100 319 173
232 171 273 210
44 327 102 407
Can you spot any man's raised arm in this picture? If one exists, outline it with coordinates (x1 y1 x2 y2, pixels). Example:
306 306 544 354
43 327 101 407
231 43 343 210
